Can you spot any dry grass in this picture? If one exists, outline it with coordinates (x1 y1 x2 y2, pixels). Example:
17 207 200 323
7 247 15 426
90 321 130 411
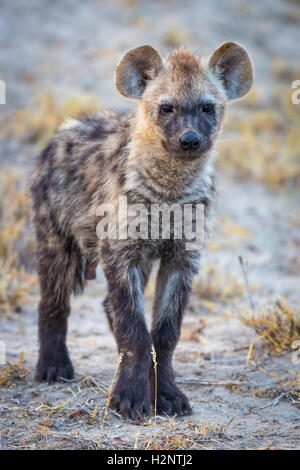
272 57 300 83
239 298 300 355
0 170 37 316
194 264 244 301
0 256 35 315
250 380 300 408
207 217 252 252
219 87 300 187
227 369 300 409
151 345 158 449
145 417 234 450
0 351 28 387
98 352 124 448
1 91 100 146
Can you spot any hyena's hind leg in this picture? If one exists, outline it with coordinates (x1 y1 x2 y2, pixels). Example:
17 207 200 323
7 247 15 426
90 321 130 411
34 209 84 383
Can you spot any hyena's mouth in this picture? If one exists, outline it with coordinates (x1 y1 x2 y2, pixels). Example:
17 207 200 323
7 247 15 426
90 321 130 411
162 136 212 161
175 142 212 160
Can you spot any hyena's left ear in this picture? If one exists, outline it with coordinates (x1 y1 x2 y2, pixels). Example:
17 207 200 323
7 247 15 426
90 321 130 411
208 41 253 99
115 45 163 99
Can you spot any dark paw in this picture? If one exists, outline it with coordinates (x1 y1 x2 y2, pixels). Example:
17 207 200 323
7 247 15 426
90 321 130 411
154 383 192 417
110 377 150 421
36 356 74 384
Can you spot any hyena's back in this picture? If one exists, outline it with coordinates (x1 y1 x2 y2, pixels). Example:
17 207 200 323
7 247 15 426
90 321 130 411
31 111 130 225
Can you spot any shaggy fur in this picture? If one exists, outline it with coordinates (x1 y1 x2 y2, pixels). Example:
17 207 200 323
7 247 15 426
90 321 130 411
31 43 253 419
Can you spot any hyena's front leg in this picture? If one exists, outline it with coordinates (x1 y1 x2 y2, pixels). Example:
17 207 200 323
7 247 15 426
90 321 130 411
150 249 200 416
101 246 152 420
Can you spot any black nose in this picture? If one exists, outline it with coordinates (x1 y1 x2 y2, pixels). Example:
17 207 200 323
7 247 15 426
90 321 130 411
179 131 201 151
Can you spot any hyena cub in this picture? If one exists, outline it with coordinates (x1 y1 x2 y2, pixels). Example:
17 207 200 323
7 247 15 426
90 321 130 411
31 42 252 419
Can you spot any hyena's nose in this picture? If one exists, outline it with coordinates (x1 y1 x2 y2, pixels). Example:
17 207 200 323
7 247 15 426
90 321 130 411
179 131 201 151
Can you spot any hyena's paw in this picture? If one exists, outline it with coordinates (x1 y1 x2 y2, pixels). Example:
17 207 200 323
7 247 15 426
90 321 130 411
153 380 192 417
36 353 74 384
110 373 150 421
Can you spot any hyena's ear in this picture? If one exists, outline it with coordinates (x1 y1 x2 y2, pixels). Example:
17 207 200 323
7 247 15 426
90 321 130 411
208 41 253 99
115 45 163 99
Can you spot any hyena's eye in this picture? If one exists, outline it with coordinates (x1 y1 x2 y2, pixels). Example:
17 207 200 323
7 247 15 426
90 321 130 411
202 103 214 113
160 104 174 114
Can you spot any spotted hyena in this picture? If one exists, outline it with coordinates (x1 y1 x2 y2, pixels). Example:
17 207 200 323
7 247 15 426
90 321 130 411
31 42 253 419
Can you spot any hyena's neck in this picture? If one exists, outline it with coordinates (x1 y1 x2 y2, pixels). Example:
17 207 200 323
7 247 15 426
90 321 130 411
124 139 216 204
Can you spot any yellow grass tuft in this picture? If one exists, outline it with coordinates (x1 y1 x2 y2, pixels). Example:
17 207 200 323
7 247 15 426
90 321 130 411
240 298 300 357
0 351 28 387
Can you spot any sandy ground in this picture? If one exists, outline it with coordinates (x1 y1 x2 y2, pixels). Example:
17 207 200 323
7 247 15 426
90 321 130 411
0 0 300 450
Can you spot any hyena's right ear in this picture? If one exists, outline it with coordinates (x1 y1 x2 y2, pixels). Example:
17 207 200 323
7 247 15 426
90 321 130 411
208 42 253 100
115 45 163 99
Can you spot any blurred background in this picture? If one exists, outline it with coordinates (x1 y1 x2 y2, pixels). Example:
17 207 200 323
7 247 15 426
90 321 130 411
0 0 300 450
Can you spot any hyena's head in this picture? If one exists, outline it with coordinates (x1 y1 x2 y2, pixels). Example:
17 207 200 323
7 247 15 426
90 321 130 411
115 42 253 160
